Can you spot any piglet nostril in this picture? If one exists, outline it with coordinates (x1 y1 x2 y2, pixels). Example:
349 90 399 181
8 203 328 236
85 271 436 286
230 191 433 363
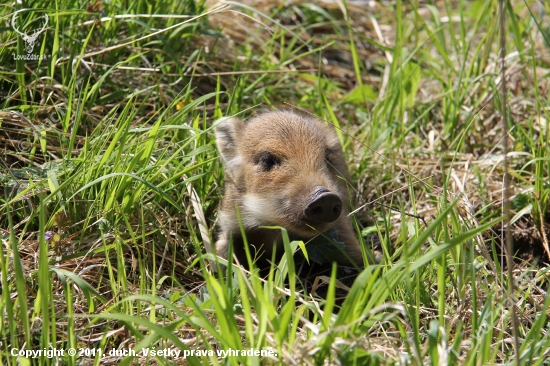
312 206 323 215
304 188 343 224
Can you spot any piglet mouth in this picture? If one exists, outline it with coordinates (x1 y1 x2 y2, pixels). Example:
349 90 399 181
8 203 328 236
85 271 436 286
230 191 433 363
303 187 343 225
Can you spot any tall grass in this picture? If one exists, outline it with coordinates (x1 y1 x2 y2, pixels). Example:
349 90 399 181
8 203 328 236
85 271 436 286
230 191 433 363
1 0 550 364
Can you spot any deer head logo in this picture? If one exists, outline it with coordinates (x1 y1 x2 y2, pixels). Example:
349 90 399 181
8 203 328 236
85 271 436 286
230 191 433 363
11 11 49 54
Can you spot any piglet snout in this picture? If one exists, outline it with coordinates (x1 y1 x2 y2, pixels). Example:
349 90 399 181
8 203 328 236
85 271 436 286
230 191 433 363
304 187 343 224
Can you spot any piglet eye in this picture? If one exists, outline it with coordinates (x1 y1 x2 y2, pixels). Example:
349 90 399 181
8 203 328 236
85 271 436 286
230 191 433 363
324 148 335 166
255 151 280 171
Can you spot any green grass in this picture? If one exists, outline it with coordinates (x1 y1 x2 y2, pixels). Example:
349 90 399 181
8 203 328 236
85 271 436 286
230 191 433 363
1 0 550 364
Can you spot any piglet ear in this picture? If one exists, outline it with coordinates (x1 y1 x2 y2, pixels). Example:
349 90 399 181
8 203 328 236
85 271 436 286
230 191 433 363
215 117 245 164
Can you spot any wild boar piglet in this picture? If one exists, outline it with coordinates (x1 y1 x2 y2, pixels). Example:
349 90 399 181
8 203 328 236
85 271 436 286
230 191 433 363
215 110 364 268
